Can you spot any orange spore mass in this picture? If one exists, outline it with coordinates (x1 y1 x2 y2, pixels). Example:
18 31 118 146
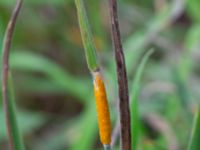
93 72 111 145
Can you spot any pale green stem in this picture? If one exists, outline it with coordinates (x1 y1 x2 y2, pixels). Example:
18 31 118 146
104 144 111 150
75 0 98 72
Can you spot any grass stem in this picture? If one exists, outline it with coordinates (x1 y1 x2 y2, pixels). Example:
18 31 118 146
108 0 131 149
1 0 25 149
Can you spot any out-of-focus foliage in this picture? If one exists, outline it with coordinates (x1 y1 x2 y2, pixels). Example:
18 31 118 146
0 0 200 149
187 0 200 23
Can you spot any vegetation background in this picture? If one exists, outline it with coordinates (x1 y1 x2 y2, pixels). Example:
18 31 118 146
0 0 200 149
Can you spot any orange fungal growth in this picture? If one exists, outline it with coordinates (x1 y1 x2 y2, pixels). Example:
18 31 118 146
93 72 111 145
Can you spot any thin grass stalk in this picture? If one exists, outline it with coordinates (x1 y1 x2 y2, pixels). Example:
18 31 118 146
1 0 25 150
108 0 131 149
75 0 111 149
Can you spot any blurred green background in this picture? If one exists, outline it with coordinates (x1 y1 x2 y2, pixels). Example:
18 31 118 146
0 0 200 149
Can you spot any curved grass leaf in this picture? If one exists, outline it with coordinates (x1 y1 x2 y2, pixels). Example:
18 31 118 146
130 49 154 150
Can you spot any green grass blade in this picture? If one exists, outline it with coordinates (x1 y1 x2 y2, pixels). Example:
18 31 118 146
1 0 25 149
5 73 25 150
75 0 98 71
130 49 154 150
187 108 200 150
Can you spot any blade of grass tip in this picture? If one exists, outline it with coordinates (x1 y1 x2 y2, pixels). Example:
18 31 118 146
109 0 131 149
1 0 25 149
187 107 200 150
130 49 154 150
74 0 98 72
75 0 112 148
